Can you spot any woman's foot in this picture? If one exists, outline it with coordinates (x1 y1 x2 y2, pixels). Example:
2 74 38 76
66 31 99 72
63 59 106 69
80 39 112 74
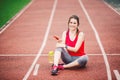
57 64 64 70
51 64 64 75
51 66 58 75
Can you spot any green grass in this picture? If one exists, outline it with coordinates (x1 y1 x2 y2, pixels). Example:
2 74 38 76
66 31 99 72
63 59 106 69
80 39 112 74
104 0 120 8
0 0 31 28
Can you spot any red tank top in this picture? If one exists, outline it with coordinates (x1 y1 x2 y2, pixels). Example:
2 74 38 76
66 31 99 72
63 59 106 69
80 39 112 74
65 30 85 56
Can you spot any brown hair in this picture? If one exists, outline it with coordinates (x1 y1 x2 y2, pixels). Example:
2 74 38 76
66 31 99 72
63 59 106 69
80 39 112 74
68 15 80 33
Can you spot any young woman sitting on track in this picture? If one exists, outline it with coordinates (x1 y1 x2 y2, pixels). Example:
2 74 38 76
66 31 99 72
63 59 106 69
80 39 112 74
51 15 88 75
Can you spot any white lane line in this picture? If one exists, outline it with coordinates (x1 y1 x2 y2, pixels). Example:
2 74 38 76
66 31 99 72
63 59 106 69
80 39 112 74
33 64 40 76
78 0 112 80
103 1 120 16
0 53 120 57
113 70 120 80
88 54 120 56
0 54 36 56
0 0 33 34
23 0 58 80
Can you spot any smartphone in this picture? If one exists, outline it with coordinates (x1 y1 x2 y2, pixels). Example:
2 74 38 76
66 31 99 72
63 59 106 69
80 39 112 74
53 35 59 40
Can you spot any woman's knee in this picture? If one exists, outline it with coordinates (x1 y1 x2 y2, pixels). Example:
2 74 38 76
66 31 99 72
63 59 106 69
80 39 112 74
55 47 64 52
77 55 88 67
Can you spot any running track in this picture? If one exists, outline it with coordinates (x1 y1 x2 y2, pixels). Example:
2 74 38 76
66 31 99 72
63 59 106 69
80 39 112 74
0 0 120 80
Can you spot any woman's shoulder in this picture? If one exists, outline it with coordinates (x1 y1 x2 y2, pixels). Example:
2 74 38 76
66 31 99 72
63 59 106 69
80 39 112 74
62 30 67 35
79 31 84 35
78 31 85 38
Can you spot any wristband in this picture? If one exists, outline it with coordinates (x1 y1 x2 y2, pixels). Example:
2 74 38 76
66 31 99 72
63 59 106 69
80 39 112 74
65 45 68 49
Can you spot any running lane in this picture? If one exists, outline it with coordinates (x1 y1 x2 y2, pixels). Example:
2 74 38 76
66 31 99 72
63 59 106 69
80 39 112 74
82 0 120 80
0 0 54 79
0 0 54 54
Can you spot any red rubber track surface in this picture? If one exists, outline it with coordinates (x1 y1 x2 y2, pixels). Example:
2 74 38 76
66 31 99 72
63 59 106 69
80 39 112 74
0 0 120 80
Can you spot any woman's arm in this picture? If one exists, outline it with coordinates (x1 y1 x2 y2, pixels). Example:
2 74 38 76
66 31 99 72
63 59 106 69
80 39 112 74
56 31 67 47
61 31 66 43
56 31 85 53
67 32 85 52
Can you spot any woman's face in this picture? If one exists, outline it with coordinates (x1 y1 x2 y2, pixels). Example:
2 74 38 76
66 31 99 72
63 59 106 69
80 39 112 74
68 18 78 31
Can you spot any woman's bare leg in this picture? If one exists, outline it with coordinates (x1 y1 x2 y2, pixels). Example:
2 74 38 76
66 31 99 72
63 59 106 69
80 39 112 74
53 51 61 66
63 59 80 68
